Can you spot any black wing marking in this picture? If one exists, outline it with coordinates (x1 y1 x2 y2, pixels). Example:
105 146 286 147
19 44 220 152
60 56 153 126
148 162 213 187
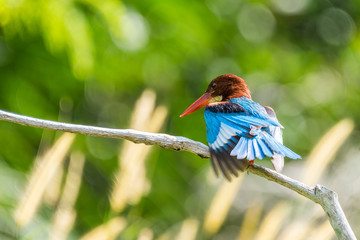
206 102 246 114
209 135 249 181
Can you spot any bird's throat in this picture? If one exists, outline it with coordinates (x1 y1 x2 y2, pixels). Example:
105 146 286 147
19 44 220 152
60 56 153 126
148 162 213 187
208 96 222 103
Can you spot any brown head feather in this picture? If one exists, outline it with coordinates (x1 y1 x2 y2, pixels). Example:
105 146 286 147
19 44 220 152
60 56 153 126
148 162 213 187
206 74 251 100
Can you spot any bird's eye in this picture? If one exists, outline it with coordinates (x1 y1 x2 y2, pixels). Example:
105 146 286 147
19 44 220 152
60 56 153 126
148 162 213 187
212 83 216 89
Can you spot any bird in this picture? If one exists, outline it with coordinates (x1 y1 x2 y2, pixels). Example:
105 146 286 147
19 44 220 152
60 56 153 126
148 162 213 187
180 74 301 181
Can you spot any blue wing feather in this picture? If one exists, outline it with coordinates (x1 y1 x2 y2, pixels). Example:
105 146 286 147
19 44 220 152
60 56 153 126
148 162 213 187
230 137 245 156
236 139 248 159
229 98 283 127
205 97 301 179
256 137 273 157
247 139 255 160
252 138 265 159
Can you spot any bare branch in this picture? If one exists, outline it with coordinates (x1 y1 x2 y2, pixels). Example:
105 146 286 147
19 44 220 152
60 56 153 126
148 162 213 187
247 165 356 239
0 110 209 158
0 109 356 239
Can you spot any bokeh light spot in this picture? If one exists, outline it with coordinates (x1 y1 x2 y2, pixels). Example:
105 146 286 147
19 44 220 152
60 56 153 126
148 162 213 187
304 68 343 104
206 0 242 16
271 0 310 15
317 8 355 46
114 9 149 51
237 4 276 43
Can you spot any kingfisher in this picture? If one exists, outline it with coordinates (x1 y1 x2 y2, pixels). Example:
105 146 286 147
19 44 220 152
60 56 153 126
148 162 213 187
180 74 301 180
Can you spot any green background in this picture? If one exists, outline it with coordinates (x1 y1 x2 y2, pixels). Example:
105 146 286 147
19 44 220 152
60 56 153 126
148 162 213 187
1 0 360 239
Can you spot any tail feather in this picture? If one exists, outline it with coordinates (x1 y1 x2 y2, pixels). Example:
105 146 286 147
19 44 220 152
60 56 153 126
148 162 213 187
271 154 284 172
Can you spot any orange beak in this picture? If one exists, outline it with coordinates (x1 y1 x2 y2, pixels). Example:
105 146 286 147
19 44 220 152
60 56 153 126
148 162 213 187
180 92 212 117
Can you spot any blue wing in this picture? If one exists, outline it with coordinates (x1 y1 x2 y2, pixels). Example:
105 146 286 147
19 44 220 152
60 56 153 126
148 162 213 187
205 97 301 180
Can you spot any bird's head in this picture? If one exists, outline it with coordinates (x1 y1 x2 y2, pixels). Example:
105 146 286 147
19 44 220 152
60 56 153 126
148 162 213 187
180 74 251 117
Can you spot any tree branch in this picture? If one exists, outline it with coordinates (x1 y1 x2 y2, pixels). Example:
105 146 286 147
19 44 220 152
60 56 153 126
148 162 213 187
247 165 356 239
0 110 209 158
0 109 356 239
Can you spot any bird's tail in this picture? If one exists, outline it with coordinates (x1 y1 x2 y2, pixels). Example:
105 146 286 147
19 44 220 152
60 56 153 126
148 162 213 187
230 132 301 172
259 132 301 160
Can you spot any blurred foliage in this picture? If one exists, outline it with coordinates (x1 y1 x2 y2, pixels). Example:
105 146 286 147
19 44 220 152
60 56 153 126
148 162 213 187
1 0 360 239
